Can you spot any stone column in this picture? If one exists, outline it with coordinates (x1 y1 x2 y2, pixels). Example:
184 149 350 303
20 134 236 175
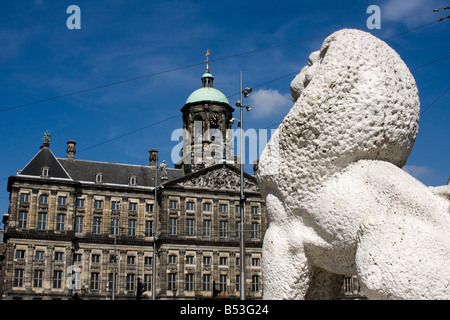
178 249 186 297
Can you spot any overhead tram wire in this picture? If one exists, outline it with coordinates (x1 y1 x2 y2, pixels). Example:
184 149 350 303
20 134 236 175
410 54 450 71
75 52 450 156
0 9 445 114
77 114 180 154
0 16 448 183
420 86 450 116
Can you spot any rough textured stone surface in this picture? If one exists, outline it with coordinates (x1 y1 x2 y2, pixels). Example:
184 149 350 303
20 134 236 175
257 29 450 300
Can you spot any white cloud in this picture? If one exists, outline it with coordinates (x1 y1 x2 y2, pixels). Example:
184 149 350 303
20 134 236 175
402 165 432 179
248 88 292 119
383 0 438 21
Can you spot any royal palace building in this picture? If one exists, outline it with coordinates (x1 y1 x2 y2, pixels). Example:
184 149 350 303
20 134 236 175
1 61 267 300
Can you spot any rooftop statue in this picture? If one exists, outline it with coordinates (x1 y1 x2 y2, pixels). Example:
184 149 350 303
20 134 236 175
257 29 450 300
43 130 51 144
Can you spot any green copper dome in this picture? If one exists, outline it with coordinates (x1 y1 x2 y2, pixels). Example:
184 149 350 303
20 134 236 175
184 68 230 105
185 87 229 105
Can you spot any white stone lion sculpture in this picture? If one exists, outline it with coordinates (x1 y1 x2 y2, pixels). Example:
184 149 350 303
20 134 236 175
256 29 450 300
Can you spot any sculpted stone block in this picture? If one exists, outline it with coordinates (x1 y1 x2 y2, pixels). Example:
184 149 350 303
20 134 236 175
257 29 450 300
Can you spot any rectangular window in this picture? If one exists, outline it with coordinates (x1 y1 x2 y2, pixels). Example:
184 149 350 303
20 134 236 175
186 218 195 236
110 217 119 236
18 211 27 229
203 220 211 237
14 269 24 287
90 272 100 290
144 256 152 265
186 201 195 211
202 274 211 291
75 216 84 233
144 274 152 291
344 277 352 293
129 202 137 212
57 196 67 206
185 274 194 292
42 167 49 177
76 198 85 208
56 214 65 231
35 251 45 260
186 255 194 265
202 202 212 212
219 220 228 237
33 270 43 288
251 222 259 239
236 275 240 292
146 203 154 213
108 273 117 292
168 273 177 290
39 194 48 204
73 253 82 262
37 212 47 230
20 193 29 203
219 204 228 213
15 250 25 259
94 199 103 209
93 217 102 235
169 218 177 235
203 256 211 265
53 270 62 289
252 275 260 292
168 254 177 264
111 201 120 211
128 219 136 236
169 200 178 210
235 205 241 214
251 206 259 215
54 252 63 261
126 274 135 291
219 274 227 292
91 254 100 263
144 220 153 237
252 258 261 267
219 257 228 266
127 256 135 265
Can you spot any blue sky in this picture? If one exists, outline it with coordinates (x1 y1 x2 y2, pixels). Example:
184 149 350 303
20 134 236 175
1 0 449 219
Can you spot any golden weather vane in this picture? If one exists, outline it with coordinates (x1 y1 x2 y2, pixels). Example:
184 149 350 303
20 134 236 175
205 49 211 71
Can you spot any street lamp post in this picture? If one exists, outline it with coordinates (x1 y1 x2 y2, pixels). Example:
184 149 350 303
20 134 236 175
235 71 252 301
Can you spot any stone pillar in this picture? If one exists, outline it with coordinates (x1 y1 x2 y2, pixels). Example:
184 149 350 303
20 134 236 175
159 248 168 296
178 249 186 296
195 250 203 297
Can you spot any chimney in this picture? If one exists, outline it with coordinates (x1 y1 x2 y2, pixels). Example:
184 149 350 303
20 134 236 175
149 149 158 166
66 140 77 159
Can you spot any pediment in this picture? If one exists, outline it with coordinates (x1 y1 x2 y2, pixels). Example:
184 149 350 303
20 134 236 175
167 164 259 193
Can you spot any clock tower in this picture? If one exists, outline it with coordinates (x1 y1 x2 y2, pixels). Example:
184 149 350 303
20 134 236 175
178 51 235 173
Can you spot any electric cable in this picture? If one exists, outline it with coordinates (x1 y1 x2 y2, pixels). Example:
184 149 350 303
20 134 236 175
0 9 446 113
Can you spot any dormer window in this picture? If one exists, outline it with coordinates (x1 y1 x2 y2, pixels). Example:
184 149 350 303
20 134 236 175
41 167 49 177
95 173 103 183
129 176 136 186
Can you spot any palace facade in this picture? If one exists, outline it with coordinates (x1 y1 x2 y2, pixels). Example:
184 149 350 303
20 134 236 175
1 63 267 300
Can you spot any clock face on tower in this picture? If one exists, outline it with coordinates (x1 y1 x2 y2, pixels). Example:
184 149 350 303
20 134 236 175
210 114 221 127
